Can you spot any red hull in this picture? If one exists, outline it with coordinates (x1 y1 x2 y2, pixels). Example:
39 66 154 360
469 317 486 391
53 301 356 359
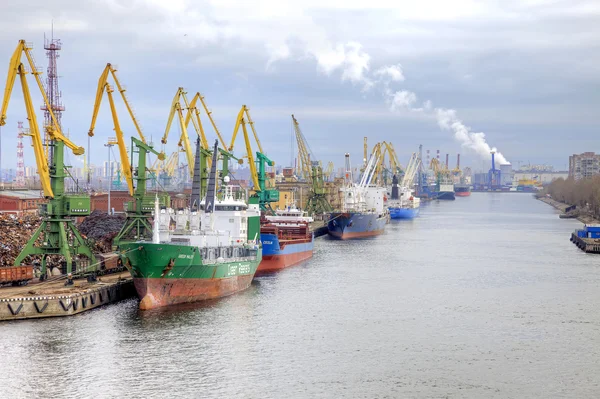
256 250 313 275
328 229 384 239
134 276 254 310
455 191 471 197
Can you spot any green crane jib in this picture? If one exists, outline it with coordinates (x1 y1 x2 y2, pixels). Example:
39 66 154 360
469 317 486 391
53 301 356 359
256 152 279 212
113 137 170 247
1 40 96 278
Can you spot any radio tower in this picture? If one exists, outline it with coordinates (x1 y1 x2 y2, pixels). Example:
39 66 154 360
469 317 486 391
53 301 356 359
16 122 25 187
40 27 65 162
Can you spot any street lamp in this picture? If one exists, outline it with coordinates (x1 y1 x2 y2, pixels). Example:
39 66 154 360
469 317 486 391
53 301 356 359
105 138 117 215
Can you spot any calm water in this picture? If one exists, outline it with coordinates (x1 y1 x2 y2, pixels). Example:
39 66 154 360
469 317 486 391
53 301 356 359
2 193 600 398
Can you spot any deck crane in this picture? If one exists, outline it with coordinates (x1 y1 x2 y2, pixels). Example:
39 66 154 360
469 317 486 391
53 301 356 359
229 105 279 212
88 63 168 246
292 115 332 215
1 40 95 277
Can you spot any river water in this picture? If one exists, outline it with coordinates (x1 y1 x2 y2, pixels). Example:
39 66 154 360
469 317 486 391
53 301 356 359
2 193 600 398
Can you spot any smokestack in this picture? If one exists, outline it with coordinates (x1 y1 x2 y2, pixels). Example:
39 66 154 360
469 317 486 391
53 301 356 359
491 151 496 171
436 149 440 161
426 149 430 165
457 154 460 169
445 154 449 169
391 174 399 200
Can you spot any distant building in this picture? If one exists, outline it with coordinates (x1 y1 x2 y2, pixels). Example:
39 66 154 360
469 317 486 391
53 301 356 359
569 152 600 180
0 190 46 215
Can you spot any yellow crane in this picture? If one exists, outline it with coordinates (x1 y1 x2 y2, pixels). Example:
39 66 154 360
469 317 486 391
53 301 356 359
88 63 160 196
1 40 94 276
370 141 403 186
229 105 278 211
162 87 199 177
1 40 84 198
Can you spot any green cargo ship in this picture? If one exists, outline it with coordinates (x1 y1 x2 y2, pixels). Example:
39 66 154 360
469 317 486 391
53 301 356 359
120 140 262 310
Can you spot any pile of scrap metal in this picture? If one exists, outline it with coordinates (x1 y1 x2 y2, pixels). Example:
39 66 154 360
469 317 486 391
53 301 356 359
0 214 42 267
78 210 126 253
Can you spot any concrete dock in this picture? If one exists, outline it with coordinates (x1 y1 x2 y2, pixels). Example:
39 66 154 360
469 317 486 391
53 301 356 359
0 271 135 321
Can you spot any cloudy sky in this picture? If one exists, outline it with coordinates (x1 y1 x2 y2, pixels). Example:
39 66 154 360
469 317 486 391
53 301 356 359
0 0 598 173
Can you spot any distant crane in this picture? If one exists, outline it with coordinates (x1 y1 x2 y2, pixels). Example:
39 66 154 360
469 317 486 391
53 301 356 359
292 114 332 215
488 151 501 190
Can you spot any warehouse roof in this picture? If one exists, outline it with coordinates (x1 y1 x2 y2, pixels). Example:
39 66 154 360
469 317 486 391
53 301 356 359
0 190 44 199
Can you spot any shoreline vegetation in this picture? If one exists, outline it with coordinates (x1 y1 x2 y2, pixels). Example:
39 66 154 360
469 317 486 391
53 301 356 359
536 177 600 225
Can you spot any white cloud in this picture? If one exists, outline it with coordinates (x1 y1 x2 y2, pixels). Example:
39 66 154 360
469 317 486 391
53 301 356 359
374 64 405 82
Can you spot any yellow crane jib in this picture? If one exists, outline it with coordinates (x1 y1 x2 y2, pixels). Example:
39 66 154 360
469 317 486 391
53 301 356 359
88 63 162 196
88 63 147 144
229 105 260 190
162 87 204 177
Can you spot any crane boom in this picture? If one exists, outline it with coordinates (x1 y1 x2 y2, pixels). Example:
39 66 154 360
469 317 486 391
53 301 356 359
106 85 134 195
18 64 52 197
229 105 264 153
88 63 146 144
198 93 227 149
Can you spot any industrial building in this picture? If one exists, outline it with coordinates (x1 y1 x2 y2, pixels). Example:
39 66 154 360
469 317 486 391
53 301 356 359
569 152 600 180
0 190 46 215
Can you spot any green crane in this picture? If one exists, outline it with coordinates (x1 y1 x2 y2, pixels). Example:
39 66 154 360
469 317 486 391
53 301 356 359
1 40 96 279
113 137 170 247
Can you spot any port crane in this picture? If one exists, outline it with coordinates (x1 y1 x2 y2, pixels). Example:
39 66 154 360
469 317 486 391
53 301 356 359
88 63 168 246
229 105 278 211
1 40 95 277
369 140 403 186
292 114 332 215
162 88 238 197
401 153 421 189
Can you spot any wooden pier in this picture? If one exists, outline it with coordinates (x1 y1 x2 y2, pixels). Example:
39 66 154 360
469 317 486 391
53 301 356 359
0 271 135 321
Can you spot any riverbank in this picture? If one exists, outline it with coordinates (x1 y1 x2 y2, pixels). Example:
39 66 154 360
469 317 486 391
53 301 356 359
538 196 600 224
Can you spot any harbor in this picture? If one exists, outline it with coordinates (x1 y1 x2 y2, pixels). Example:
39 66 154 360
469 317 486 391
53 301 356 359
0 2 598 397
3 194 599 398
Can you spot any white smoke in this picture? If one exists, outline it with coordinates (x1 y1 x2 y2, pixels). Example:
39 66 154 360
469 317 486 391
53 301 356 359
435 108 508 164
381 76 509 164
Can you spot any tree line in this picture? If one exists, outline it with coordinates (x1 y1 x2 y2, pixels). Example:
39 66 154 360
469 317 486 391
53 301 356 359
541 177 600 217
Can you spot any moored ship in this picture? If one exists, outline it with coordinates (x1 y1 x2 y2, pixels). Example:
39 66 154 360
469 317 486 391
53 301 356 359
257 204 314 274
454 184 471 197
434 174 456 200
327 153 388 239
119 140 262 310
388 154 421 219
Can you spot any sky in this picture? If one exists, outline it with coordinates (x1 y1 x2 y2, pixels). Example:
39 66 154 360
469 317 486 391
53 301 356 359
0 0 598 173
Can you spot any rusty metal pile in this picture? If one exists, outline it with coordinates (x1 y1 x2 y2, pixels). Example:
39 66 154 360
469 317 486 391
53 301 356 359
78 210 126 253
0 214 42 267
